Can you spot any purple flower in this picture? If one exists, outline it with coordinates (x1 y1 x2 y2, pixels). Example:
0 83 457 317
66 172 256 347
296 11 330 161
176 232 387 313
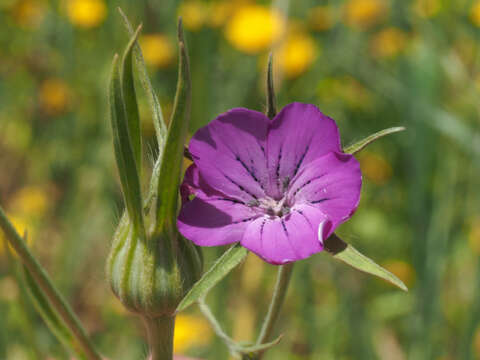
177 103 362 264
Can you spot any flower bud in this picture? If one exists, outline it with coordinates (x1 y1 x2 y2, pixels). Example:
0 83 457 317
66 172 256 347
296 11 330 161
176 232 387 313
106 213 202 317
106 17 202 318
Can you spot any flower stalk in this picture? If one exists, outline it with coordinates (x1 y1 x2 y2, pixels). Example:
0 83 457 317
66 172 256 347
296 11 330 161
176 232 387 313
252 54 295 358
0 206 102 360
143 316 176 360
255 263 294 358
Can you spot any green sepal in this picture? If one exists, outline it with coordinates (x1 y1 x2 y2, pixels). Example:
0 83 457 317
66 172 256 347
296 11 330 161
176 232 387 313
108 54 145 234
106 214 202 317
21 265 80 357
118 8 168 154
324 233 407 291
265 53 276 119
343 126 406 155
155 18 192 232
121 24 143 173
234 336 283 359
177 243 248 312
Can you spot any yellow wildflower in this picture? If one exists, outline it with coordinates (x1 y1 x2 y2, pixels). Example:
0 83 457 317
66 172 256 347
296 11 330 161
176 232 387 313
11 0 46 29
358 151 392 185
140 34 175 68
308 5 337 32
10 186 49 218
174 314 212 353
370 28 407 58
39 78 70 115
178 1 207 31
0 215 31 257
66 0 107 29
382 260 415 288
413 0 442 18
208 1 233 28
225 5 285 54
277 32 317 78
471 1 480 27
344 0 387 29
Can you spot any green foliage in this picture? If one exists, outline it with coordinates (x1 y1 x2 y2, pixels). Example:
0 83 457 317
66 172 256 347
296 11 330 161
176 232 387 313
0 1 479 359
177 244 248 312
325 234 407 291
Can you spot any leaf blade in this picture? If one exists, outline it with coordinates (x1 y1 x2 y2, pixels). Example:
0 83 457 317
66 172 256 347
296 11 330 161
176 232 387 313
343 126 406 155
22 266 80 356
324 234 407 291
121 24 143 172
155 19 192 231
118 8 167 153
108 54 145 233
177 244 248 312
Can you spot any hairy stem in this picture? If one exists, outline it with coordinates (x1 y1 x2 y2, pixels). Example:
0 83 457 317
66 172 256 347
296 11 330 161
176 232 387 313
255 263 294 358
198 299 237 349
0 206 102 360
143 316 175 360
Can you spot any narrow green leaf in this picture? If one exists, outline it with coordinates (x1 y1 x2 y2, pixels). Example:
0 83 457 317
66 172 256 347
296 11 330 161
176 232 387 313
118 8 167 153
22 266 80 356
121 24 143 173
155 18 191 231
343 126 406 155
109 54 145 233
324 234 407 291
234 335 283 356
265 53 276 119
177 244 248 312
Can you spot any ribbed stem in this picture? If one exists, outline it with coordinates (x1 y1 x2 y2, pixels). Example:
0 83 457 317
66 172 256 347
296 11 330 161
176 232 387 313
0 206 102 360
143 316 175 360
255 263 294 358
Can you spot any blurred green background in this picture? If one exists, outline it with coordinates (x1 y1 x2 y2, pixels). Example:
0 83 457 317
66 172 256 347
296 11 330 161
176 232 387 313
1 0 480 359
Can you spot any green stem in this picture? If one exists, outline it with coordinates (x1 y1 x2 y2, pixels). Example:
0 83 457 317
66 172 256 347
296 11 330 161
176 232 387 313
255 263 294 358
0 206 102 360
143 316 175 360
198 299 237 349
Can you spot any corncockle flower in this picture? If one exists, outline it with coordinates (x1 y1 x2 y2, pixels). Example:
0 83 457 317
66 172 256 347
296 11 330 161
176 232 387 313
178 102 362 264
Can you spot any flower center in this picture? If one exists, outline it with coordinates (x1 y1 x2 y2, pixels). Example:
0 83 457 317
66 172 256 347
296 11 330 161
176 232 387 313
256 196 291 218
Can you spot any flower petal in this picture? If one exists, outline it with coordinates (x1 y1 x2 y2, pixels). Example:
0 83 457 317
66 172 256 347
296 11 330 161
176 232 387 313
180 164 220 203
266 103 341 198
288 152 362 227
177 195 259 247
241 206 332 264
189 108 271 203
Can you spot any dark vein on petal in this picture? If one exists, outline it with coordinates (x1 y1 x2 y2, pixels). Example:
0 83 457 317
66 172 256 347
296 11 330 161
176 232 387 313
260 218 267 255
311 198 329 204
232 216 257 224
215 197 246 205
275 146 283 192
281 218 288 235
276 146 282 179
296 209 316 234
293 145 309 177
281 218 300 259
224 174 258 200
235 155 265 191
292 173 327 196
